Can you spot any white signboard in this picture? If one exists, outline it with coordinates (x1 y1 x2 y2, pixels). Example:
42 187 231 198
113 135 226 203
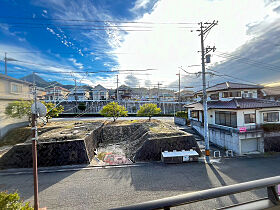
183 156 189 162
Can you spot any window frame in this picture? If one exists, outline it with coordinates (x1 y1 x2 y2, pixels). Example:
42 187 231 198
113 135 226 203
215 111 237 128
223 91 241 98
191 110 199 119
10 82 22 94
244 113 256 124
263 112 279 123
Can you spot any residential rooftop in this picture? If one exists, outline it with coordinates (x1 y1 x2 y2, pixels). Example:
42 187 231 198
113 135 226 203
196 81 263 94
185 98 280 110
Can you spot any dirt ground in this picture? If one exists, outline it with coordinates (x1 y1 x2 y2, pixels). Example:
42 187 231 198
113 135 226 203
0 119 183 164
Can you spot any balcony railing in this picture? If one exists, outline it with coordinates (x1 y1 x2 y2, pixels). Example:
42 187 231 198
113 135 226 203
112 176 280 210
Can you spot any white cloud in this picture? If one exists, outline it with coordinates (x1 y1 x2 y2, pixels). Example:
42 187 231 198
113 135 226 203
111 0 280 88
131 0 150 11
68 58 84 69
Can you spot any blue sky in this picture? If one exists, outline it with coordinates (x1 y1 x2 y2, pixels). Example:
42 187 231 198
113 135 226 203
1 0 280 90
0 0 157 87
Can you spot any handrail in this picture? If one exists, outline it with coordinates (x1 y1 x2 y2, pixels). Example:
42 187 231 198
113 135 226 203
112 176 280 210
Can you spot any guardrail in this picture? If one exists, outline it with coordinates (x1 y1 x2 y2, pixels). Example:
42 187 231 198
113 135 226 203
112 176 280 210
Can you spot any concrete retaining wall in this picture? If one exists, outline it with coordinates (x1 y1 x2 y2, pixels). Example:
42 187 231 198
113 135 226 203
191 121 240 154
174 117 187 126
0 139 89 169
0 121 29 139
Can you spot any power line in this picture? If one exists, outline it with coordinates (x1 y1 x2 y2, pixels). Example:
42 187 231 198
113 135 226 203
214 52 280 73
0 16 198 25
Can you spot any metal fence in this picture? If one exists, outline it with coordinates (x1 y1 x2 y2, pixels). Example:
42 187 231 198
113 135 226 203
112 176 280 210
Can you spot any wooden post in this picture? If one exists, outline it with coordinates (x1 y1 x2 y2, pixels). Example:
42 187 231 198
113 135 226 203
31 113 39 210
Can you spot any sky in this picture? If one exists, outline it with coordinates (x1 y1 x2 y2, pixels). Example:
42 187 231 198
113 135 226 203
0 0 280 90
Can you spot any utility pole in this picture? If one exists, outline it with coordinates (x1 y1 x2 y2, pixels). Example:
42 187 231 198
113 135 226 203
74 78 78 113
53 86 56 102
198 21 218 163
4 52 7 75
116 75 119 102
32 72 39 210
157 82 162 102
176 69 181 110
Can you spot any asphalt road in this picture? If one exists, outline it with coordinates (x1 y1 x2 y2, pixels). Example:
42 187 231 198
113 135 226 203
1 156 280 210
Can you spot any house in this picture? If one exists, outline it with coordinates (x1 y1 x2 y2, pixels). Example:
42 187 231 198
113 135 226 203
91 84 109 100
175 90 195 103
34 87 46 100
116 85 132 100
186 81 280 155
45 86 70 101
68 87 89 101
260 86 280 101
0 73 33 138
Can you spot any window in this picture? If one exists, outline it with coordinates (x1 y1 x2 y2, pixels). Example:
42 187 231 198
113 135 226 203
244 113 256 124
210 93 219 100
223 91 241 98
263 112 279 122
215 111 237 128
10 83 22 93
191 110 199 119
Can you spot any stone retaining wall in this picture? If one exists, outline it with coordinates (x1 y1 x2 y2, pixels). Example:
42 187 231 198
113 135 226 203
0 139 89 169
264 136 280 152
134 135 201 161
101 124 143 143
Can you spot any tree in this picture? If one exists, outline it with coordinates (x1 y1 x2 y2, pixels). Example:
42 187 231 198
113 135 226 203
5 101 64 123
5 100 32 119
100 102 128 122
41 102 64 122
0 191 33 210
137 103 161 121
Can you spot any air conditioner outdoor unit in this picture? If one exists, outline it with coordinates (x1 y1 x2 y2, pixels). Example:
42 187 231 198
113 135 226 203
242 93 248 98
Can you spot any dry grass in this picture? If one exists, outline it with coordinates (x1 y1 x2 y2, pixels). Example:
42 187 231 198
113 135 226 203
0 127 31 147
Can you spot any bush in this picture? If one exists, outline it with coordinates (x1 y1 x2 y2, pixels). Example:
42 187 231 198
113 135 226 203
137 103 161 121
0 191 33 210
175 111 188 119
261 123 280 132
100 102 128 122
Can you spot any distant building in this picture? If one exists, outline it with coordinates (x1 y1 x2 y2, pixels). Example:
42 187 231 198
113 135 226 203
34 86 46 100
91 84 109 100
68 87 89 101
116 85 132 100
0 73 32 138
260 86 280 101
175 90 195 103
45 86 70 101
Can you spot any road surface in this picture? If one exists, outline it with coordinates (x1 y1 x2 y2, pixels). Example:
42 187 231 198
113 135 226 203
1 156 280 209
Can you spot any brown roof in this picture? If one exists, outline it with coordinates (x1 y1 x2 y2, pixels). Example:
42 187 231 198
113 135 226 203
196 81 262 94
186 98 280 110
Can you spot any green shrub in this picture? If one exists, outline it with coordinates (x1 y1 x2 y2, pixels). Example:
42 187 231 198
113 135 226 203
137 103 161 121
100 102 128 122
0 191 33 210
261 123 280 132
175 111 188 119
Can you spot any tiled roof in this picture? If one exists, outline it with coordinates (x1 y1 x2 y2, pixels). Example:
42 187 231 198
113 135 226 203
196 82 262 94
186 98 280 110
